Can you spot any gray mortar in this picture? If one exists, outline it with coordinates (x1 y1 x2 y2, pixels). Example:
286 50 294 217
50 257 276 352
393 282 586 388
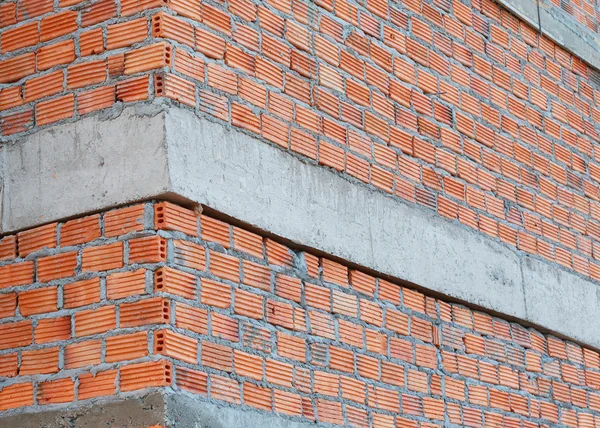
1 106 600 351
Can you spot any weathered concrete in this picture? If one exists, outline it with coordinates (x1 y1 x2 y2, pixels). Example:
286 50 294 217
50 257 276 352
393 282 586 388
522 257 600 347
497 0 600 72
0 392 165 427
167 108 525 320
0 104 170 230
0 391 332 428
164 393 329 428
1 105 599 349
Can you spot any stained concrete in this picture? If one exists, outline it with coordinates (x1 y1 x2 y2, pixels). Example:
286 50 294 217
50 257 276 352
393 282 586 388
498 0 600 72
0 391 331 428
165 393 327 428
0 104 170 230
0 392 165 427
1 105 599 349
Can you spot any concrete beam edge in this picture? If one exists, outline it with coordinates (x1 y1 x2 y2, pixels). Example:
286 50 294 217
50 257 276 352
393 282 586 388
1 106 599 350
497 0 600 71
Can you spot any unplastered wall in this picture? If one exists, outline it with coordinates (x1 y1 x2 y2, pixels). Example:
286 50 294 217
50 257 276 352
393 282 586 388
4 0 600 289
0 200 600 427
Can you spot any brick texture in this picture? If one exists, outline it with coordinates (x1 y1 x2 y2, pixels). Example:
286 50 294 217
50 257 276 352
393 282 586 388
0 201 598 427
3 0 600 284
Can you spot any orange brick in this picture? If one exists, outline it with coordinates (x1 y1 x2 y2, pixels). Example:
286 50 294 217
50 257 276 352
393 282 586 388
124 42 172 75
37 251 77 282
155 201 198 236
0 383 34 411
128 235 167 264
17 223 56 256
25 70 64 102
106 331 148 362
75 305 116 337
38 377 75 404
175 302 208 334
0 353 18 378
36 94 75 126
65 340 102 369
154 329 198 364
40 11 78 43
1 21 38 53
152 12 195 47
60 214 101 246
63 278 102 309
20 347 59 375
80 27 104 56
107 17 148 50
176 366 208 395
0 236 17 261
82 242 124 272
120 360 172 391
0 320 32 350
35 316 71 344
78 370 117 400
104 204 146 237
0 52 36 83
209 251 240 282
116 75 150 101
106 269 147 299
120 297 170 327
1 86 26 113
37 40 76 71
155 267 196 299
68 60 107 89
18 286 58 316
201 215 230 247
0 291 16 319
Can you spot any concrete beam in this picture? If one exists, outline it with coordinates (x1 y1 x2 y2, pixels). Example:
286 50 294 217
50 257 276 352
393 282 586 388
0 391 332 427
1 105 599 349
0 392 166 427
496 0 600 72
0 104 171 230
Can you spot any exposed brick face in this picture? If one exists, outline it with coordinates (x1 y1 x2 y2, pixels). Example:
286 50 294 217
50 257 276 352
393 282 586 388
3 0 600 284
0 201 599 427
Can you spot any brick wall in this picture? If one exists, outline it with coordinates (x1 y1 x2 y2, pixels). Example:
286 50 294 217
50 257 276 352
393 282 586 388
3 0 600 285
0 200 599 426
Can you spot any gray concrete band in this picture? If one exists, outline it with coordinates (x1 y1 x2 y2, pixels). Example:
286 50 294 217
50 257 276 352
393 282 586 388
0 391 338 427
495 0 600 72
1 105 599 350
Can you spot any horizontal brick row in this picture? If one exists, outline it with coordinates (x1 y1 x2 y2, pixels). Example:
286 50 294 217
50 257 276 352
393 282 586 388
0 201 599 428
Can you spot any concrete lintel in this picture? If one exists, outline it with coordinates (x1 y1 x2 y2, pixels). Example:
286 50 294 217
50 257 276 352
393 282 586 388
1 106 599 349
0 104 171 230
0 391 331 427
0 392 166 427
496 0 600 72
165 393 330 428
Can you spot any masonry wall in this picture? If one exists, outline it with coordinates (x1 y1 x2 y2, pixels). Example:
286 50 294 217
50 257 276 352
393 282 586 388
3 0 600 288
0 200 598 426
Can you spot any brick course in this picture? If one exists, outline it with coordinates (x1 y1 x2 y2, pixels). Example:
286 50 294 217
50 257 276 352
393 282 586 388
0 200 599 426
3 0 600 284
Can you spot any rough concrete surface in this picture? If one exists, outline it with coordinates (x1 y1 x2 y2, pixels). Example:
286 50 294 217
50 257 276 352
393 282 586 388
1 105 599 350
0 392 333 428
165 393 329 428
0 392 165 427
0 104 171 231
498 0 600 72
